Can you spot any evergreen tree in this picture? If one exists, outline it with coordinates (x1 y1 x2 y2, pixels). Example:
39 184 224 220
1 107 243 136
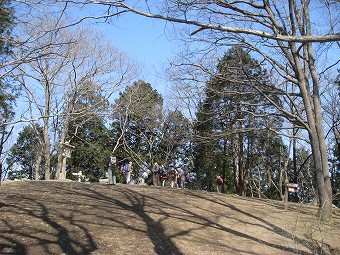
68 116 112 182
112 80 163 166
0 0 14 56
0 0 16 181
66 83 111 182
159 109 191 166
194 46 285 195
6 124 44 180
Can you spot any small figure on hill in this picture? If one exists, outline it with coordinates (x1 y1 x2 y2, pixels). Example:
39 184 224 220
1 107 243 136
160 165 168 187
216 175 223 193
170 168 178 188
153 163 161 186
179 168 187 188
126 161 133 184
107 153 116 185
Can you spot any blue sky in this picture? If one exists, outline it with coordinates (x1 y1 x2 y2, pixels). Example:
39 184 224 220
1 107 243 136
98 13 177 96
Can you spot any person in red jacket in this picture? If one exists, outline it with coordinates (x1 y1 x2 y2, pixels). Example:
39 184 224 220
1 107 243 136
216 175 223 193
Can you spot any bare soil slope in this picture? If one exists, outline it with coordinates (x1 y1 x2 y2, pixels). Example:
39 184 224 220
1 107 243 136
0 181 339 255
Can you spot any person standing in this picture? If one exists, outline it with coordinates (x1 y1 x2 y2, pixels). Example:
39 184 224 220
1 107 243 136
170 168 178 188
216 175 223 193
152 163 160 186
107 153 117 185
179 168 186 188
126 161 133 184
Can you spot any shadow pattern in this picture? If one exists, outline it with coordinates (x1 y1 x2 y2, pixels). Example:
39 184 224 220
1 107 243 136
0 181 339 255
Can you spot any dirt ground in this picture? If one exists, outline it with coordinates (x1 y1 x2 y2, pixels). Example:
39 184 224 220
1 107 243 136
0 181 339 255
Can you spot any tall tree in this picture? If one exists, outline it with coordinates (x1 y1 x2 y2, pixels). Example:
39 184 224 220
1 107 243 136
158 109 191 165
194 46 284 195
0 0 16 182
0 0 13 55
323 71 340 199
112 80 163 166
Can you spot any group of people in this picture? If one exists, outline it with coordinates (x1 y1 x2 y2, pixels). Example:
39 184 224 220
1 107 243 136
106 153 193 188
150 163 192 188
107 153 224 192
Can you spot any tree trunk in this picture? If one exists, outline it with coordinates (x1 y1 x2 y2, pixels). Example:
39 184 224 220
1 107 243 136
34 154 42 180
232 137 240 193
43 122 51 180
56 113 70 180
291 43 333 221
238 135 245 196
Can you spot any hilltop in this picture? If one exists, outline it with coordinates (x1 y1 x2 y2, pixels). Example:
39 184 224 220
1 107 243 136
0 181 339 255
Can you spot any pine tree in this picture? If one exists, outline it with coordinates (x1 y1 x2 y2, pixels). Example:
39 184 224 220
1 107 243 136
194 46 285 195
6 124 44 180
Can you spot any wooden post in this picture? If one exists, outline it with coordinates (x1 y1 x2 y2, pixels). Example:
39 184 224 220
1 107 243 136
284 182 299 210
61 157 67 180
60 142 75 180
284 177 289 210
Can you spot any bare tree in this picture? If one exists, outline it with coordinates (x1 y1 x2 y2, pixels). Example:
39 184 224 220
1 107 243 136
15 12 137 180
112 80 163 167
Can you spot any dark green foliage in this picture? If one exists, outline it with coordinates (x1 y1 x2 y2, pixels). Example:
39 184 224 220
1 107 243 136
193 46 286 196
6 124 44 179
158 109 191 164
0 0 14 56
1 0 17 176
112 80 164 164
60 80 112 182
68 116 112 182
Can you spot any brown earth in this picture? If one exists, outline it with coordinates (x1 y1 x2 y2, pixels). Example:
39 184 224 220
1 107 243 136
0 180 339 255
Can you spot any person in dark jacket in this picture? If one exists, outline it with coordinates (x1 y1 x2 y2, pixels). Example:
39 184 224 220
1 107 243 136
107 153 116 185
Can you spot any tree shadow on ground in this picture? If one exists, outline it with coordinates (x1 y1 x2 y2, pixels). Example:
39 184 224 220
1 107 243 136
80 184 315 254
185 190 338 255
0 181 338 255
0 192 97 254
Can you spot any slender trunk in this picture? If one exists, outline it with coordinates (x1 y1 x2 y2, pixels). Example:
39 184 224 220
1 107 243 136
294 3 332 221
238 131 245 196
267 167 272 198
308 54 332 222
232 136 239 193
34 154 42 180
292 127 299 202
56 113 70 180
43 76 51 180
222 137 228 193
43 121 51 180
